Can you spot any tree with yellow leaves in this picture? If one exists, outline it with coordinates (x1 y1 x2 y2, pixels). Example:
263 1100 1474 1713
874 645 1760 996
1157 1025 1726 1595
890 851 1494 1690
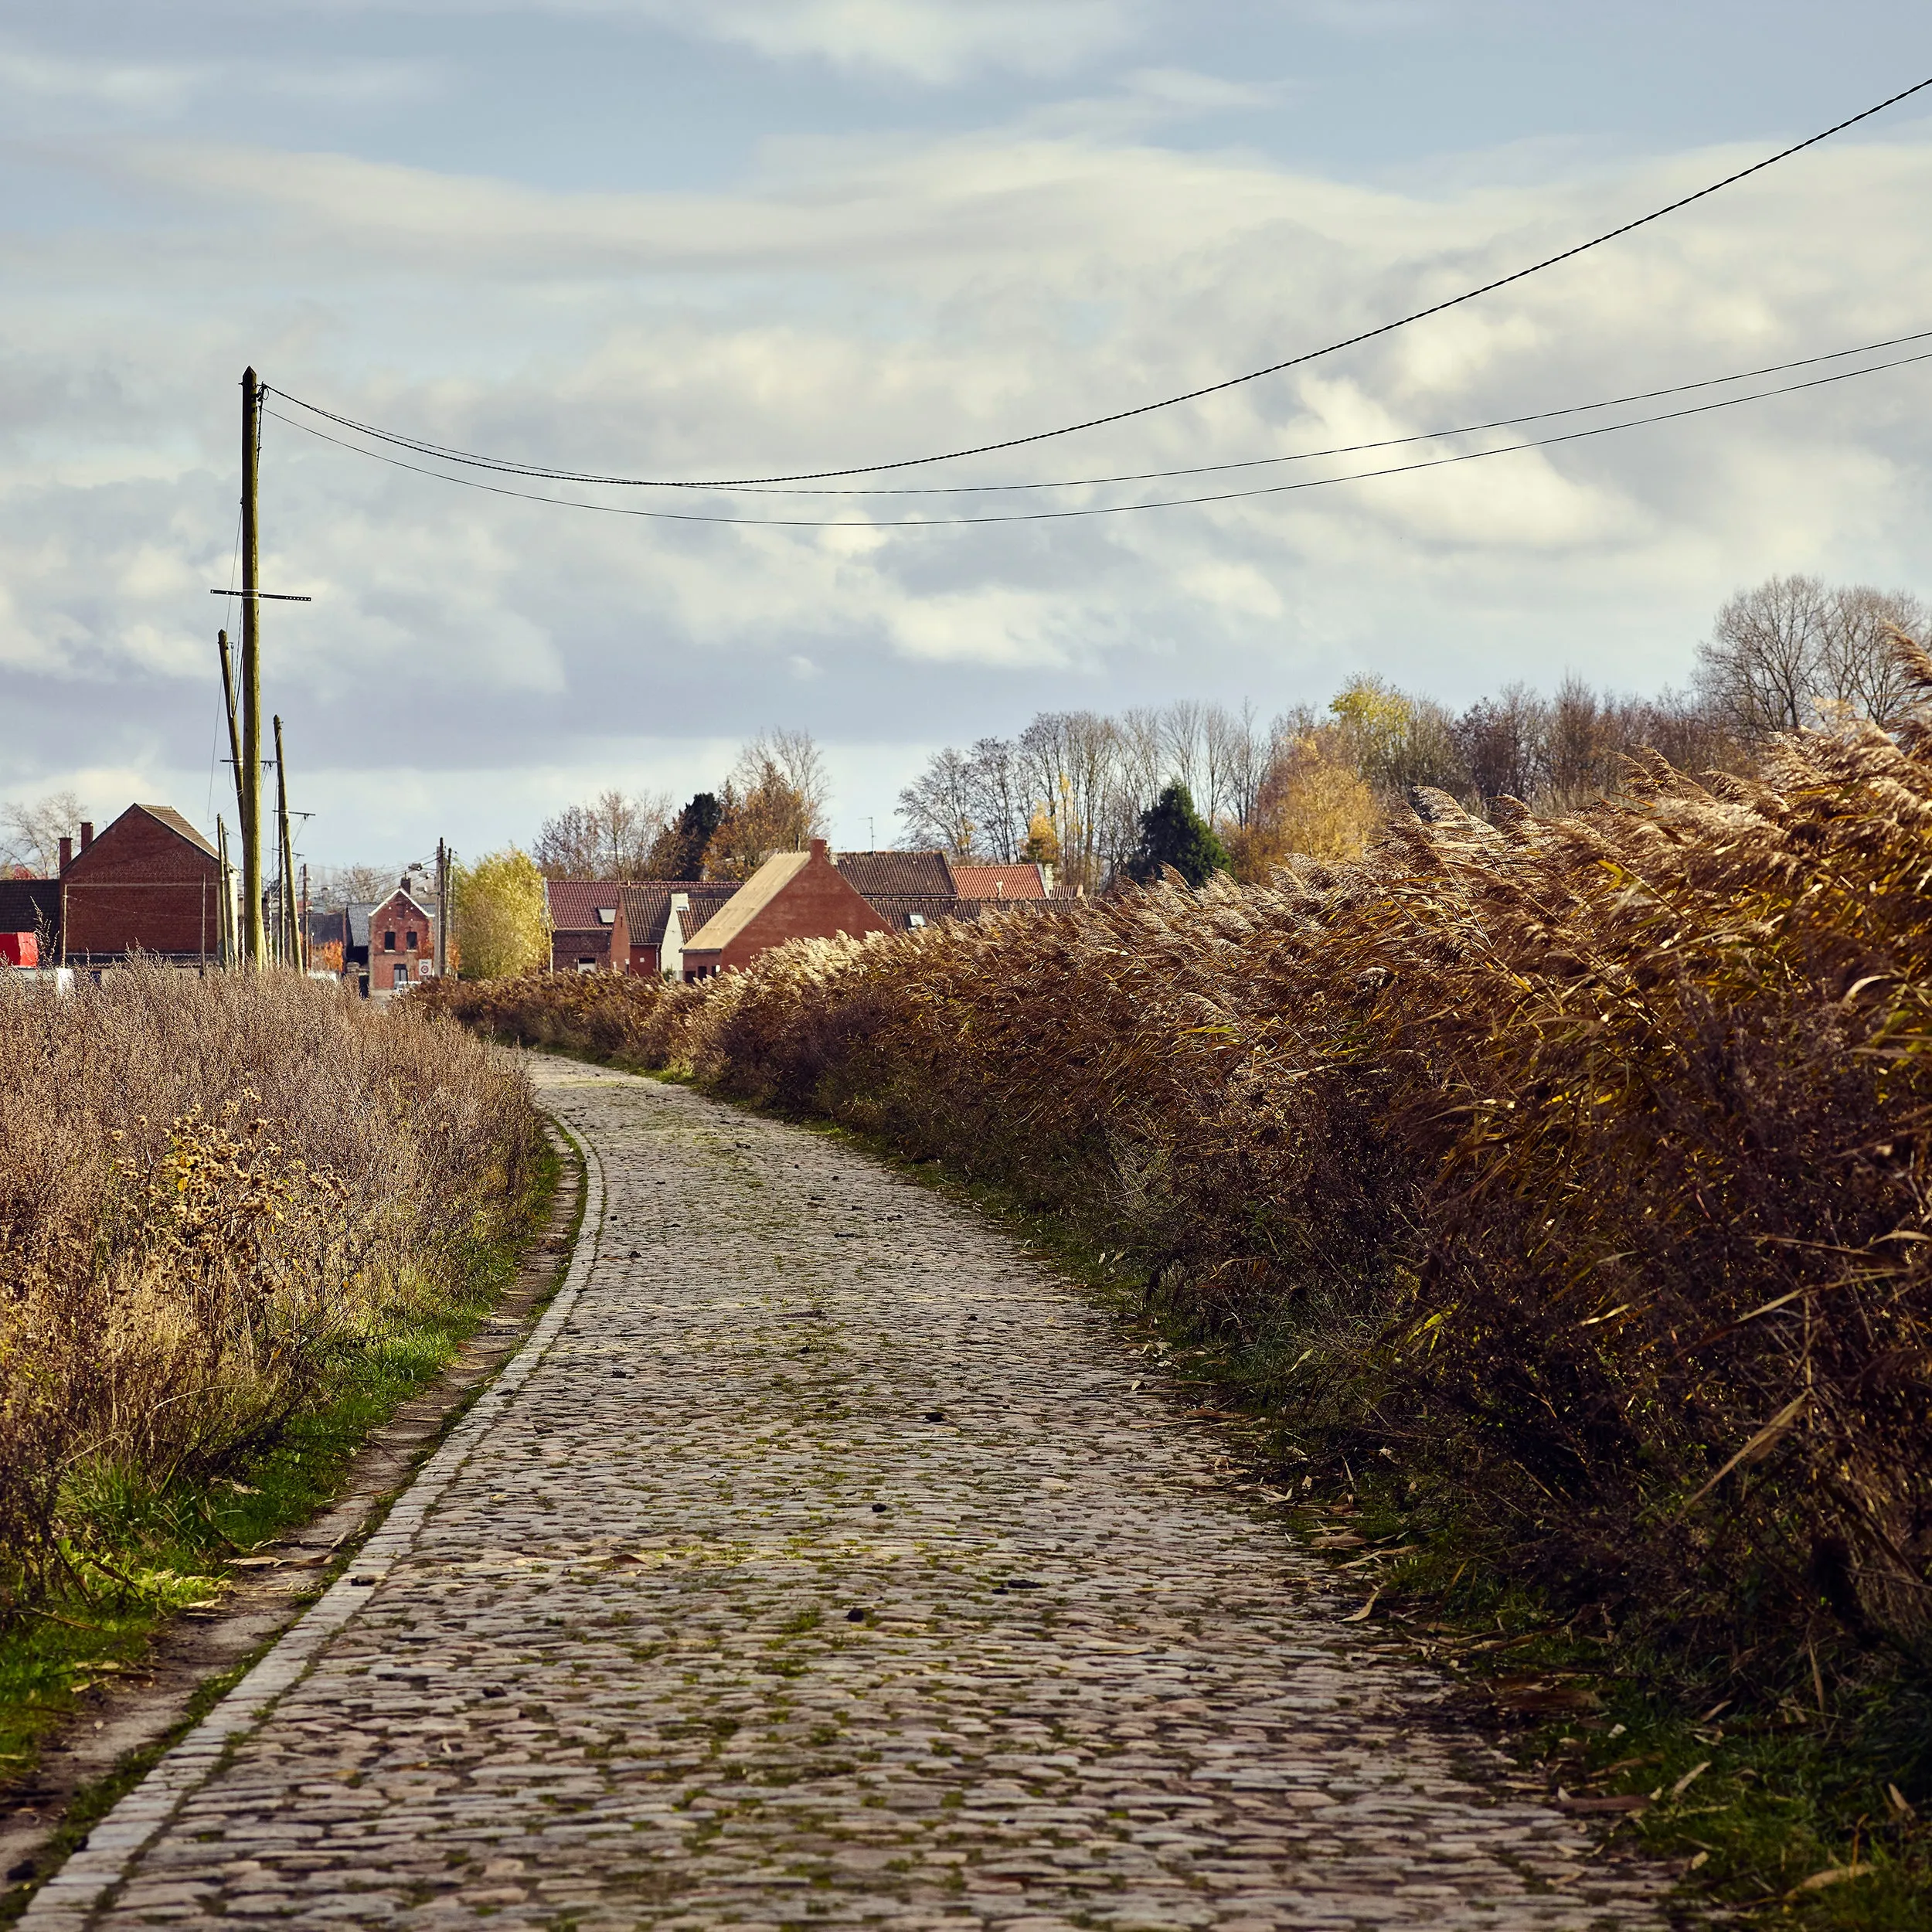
453 848 549 980
1225 728 1381 879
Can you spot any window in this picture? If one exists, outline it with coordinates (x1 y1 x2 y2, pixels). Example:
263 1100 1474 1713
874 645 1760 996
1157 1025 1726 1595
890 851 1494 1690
383 930 396 952
406 930 417 950
393 962 409 988
596 906 616 925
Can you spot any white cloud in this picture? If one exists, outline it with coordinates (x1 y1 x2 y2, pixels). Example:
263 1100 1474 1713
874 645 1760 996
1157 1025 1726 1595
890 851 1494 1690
5 88 1932 861
645 0 1145 83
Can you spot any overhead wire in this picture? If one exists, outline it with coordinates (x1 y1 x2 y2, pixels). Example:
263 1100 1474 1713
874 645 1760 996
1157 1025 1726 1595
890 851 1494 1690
263 342 1932 530
488 328 1932 498
264 70 1932 489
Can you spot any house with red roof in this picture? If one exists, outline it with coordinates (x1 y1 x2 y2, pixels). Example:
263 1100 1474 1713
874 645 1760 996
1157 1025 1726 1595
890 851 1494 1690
366 886 440 992
951 862 1053 900
681 840 890 979
616 881 739 978
545 879 628 973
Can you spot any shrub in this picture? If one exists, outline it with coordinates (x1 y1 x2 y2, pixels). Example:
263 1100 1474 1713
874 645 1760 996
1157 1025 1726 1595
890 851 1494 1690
0 967 541 1612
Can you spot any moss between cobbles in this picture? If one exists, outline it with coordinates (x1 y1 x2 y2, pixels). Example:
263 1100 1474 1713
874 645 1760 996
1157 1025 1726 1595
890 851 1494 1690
630 1067 1932 1932
0 1134 576 1927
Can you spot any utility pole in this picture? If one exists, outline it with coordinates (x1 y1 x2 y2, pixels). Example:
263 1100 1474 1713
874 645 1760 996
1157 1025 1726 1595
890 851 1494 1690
216 629 246 832
275 713 298 972
300 862 310 975
216 815 233 968
437 838 449 979
240 368 265 968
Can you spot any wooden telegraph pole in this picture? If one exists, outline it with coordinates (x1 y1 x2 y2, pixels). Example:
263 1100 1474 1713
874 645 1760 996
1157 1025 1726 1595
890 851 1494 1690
216 815 233 967
216 629 246 830
437 838 450 979
240 369 266 968
274 714 298 971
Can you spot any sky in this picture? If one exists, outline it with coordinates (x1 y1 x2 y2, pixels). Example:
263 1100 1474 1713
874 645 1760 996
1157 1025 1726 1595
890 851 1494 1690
2 0 1930 866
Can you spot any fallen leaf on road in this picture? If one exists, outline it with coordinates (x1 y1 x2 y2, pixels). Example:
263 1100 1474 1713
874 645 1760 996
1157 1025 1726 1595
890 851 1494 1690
1669 1760 1711 1800
1558 1794 1649 1814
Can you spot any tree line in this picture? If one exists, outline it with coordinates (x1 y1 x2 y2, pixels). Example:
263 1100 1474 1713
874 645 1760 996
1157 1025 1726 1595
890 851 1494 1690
530 729 831 884
897 574 1928 889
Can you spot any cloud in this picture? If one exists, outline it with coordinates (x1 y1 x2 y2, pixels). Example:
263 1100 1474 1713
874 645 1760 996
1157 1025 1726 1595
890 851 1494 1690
0 34 441 125
5 89 1932 861
638 0 1147 83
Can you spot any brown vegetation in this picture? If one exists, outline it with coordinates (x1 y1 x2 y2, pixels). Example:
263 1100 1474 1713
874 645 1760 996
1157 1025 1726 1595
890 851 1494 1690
0 968 541 1615
434 659 1932 1693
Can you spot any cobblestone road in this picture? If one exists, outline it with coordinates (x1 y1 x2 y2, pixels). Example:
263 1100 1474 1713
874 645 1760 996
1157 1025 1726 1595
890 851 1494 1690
36 1060 1673 1930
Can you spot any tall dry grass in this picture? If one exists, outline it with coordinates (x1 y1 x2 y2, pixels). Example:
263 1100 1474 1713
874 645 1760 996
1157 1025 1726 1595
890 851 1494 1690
0 968 540 1614
433 663 1932 1688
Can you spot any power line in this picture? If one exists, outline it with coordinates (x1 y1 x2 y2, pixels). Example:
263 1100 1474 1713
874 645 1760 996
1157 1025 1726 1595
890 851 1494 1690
682 328 1932 496
267 72 1932 488
264 343 1932 530
277 327 1932 502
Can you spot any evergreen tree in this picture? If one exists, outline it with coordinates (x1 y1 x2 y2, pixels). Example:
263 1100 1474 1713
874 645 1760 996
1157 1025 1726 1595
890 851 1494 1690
648 793 724 879
1125 782 1229 888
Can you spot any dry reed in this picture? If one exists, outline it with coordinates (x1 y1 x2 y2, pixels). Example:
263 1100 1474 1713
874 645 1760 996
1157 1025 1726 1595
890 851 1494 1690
433 652 1932 1687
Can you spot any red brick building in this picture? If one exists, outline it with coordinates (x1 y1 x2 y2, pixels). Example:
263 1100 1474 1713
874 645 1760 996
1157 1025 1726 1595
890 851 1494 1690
681 840 890 979
615 881 738 978
545 879 625 973
59 804 223 964
367 887 439 991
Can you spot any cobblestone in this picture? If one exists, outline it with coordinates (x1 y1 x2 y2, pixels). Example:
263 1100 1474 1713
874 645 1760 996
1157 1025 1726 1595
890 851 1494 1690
32 1060 1675 1929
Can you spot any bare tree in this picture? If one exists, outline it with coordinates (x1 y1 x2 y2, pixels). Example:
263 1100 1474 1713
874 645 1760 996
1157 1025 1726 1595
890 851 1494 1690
1820 586 1931 730
896 747 979 856
965 738 1027 862
1696 575 1830 737
1541 676 1621 809
1107 709 1168 875
1205 700 1270 831
758 729 832 833
532 790 672 880
709 730 832 880
1 791 87 876
1158 701 1208 813
311 862 408 908
1454 685 1547 809
1019 711 1118 895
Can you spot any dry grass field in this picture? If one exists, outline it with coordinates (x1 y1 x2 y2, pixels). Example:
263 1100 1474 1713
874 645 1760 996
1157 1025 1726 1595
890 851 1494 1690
0 968 542 1618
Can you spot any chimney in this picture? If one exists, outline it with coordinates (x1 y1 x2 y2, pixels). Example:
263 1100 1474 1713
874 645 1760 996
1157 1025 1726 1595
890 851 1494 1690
809 838 828 862
80 821 94 851
59 835 73 872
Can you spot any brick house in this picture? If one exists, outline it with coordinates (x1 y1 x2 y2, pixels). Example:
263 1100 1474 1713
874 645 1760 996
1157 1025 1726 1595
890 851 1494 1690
546 879 625 973
680 840 890 979
615 881 738 979
58 804 223 964
367 886 439 992
834 850 1058 932
832 849 957 930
